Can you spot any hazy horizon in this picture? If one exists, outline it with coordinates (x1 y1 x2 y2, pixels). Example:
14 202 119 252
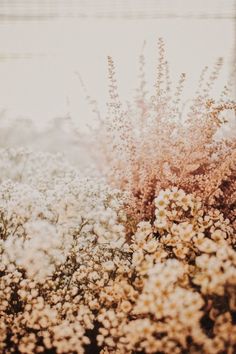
0 1 235 131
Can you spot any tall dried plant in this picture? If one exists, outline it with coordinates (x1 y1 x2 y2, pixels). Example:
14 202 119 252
90 39 236 230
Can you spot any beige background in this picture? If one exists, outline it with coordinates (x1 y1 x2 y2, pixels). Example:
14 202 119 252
0 0 235 131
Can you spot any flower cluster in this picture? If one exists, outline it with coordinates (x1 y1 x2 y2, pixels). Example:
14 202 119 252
1 168 236 353
0 148 129 353
1 41 236 353
124 188 236 353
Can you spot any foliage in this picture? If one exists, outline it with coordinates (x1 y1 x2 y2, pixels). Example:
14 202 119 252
0 40 236 353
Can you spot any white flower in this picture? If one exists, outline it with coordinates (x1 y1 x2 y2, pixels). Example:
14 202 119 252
154 195 169 209
143 239 158 253
132 250 144 266
197 238 217 254
102 261 115 272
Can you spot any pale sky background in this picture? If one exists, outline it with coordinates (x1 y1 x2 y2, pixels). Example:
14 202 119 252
0 0 235 131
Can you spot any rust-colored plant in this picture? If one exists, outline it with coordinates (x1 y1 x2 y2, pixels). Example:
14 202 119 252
90 39 236 229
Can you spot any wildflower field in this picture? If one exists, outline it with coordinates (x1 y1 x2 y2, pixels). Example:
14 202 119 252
0 40 236 353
